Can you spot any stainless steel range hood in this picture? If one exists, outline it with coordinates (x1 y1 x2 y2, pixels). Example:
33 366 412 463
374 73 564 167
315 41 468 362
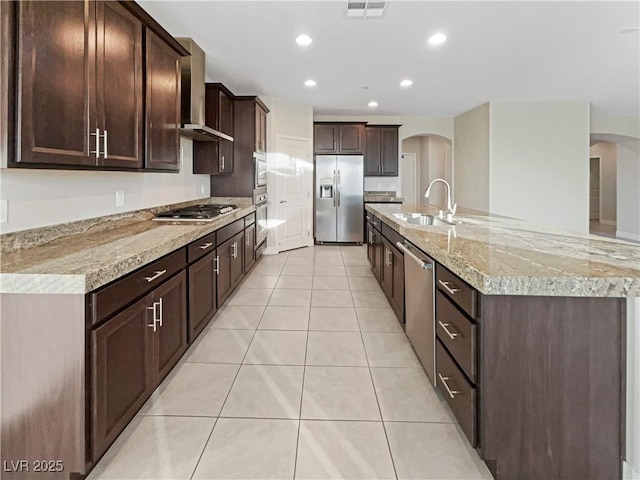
176 38 233 142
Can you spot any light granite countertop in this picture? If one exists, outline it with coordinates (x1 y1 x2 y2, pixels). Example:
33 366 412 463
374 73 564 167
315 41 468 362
366 203 640 298
0 198 255 295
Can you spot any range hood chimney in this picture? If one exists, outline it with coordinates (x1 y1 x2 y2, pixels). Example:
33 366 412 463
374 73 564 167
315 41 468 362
176 38 233 142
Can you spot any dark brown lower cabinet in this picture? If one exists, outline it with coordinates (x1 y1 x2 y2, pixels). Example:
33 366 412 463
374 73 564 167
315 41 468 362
152 271 188 381
372 228 383 282
91 270 187 462
188 251 217 342
92 295 152 461
217 232 244 305
244 224 256 273
381 238 404 323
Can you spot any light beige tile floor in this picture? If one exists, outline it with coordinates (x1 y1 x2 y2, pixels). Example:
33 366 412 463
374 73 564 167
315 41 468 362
88 245 493 480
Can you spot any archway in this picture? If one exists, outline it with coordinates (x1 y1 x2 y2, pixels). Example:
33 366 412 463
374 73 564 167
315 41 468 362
401 134 452 207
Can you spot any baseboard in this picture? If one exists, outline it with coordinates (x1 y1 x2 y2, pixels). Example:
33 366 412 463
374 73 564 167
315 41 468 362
624 460 640 480
263 246 279 255
617 230 640 242
599 219 617 226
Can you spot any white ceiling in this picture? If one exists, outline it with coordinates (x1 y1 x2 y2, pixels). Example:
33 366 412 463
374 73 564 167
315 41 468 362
139 1 640 117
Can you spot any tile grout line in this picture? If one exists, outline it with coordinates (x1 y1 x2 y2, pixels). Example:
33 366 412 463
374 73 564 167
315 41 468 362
188 287 274 480
352 267 400 480
292 293 311 480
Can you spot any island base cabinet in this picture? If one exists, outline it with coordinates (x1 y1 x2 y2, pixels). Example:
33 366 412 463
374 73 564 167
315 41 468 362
479 295 625 480
91 271 187 463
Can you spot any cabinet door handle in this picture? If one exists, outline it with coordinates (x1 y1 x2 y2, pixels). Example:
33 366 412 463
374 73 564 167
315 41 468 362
381 164 384 174
91 128 100 161
438 373 460 399
144 269 167 283
232 242 238 259
103 129 108 159
214 256 220 274
385 248 391 266
438 320 460 340
158 297 163 327
438 279 460 296
368 231 373 244
246 234 251 246
199 242 213 250
147 302 159 332
221 155 225 171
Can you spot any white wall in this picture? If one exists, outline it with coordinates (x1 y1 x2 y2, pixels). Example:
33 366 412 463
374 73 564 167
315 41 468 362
453 103 491 212
0 137 211 233
589 141 617 224
489 101 590 233
616 138 640 241
399 116 454 142
592 116 640 140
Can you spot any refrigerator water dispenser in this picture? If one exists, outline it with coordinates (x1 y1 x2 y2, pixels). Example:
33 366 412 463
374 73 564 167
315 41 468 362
320 185 333 198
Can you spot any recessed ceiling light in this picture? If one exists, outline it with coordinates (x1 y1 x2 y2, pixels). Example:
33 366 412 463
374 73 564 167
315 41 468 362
368 101 378 108
400 79 413 87
296 34 312 46
304 79 317 87
428 33 447 45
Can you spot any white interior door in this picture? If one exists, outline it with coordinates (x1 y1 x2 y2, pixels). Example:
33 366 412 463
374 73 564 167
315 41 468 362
400 153 417 205
273 135 314 252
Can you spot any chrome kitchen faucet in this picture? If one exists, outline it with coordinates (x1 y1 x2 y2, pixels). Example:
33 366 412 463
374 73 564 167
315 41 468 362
424 178 457 221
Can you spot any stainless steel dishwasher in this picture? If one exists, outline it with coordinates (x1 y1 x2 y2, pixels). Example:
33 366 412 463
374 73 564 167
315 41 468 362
396 241 435 385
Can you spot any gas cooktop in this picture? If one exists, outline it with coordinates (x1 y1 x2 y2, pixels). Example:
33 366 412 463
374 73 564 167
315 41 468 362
153 204 238 222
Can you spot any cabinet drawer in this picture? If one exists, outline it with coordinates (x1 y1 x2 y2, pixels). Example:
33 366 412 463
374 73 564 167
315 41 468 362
436 340 477 447
436 290 476 382
217 219 244 245
381 222 403 247
436 264 478 319
187 231 216 263
91 249 186 325
244 212 256 227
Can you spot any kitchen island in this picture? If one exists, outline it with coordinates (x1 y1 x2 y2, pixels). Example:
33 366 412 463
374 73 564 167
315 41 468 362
366 202 640 480
0 198 258 479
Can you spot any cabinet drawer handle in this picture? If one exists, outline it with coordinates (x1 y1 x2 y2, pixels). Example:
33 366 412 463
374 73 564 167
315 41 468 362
438 321 460 340
199 242 213 250
438 373 460 399
372 221 378 227
438 279 460 296
214 256 220 275
103 129 108 160
144 269 167 283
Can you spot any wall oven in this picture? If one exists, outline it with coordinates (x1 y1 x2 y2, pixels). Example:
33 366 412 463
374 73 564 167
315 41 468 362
253 187 268 247
254 152 267 187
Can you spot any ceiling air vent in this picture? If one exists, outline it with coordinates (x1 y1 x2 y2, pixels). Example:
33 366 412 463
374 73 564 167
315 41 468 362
346 0 388 19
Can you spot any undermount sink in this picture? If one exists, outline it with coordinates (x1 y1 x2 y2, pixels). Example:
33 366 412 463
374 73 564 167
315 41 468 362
392 212 458 226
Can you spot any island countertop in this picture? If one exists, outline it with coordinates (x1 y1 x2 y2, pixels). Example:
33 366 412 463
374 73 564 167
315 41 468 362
366 203 640 297
0 199 255 295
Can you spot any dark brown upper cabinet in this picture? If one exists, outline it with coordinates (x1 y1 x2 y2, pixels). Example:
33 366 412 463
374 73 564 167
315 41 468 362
255 103 268 154
314 123 365 154
144 29 181 171
210 96 269 197
364 126 399 176
11 0 187 171
194 84 235 175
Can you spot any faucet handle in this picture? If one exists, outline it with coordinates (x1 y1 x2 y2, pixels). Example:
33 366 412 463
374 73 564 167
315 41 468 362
451 203 457 215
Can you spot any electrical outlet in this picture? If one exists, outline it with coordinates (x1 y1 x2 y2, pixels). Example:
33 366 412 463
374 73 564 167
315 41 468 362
115 190 125 207
0 200 7 224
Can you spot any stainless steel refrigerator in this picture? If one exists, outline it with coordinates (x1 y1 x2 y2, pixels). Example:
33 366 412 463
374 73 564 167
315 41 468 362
315 155 364 243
